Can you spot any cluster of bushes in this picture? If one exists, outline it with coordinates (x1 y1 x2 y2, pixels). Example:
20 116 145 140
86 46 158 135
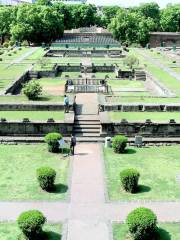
111 135 141 194
35 133 63 192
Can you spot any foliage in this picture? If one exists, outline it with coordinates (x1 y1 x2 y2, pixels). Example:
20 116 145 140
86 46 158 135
123 55 139 69
45 132 62 153
112 135 128 153
23 80 42 100
0 6 14 45
11 5 64 44
3 42 9 48
102 6 120 26
108 8 155 46
160 4 180 32
17 210 46 239
126 207 157 240
37 166 56 191
120 169 140 193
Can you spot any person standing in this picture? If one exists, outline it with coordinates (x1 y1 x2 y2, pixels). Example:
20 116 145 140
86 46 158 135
70 135 76 155
64 95 69 113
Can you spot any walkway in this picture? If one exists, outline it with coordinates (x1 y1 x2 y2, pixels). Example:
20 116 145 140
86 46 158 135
136 49 180 82
5 47 38 69
1 143 180 239
75 93 99 115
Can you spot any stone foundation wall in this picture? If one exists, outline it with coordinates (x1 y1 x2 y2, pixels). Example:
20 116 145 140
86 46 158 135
101 122 180 137
0 103 72 111
101 104 180 112
0 121 73 136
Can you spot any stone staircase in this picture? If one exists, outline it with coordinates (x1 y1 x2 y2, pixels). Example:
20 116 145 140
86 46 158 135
73 115 102 141
135 70 146 81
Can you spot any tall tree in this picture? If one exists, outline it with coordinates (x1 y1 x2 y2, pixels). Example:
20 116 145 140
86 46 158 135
0 6 14 44
137 2 160 30
11 5 64 44
102 6 120 26
160 4 180 32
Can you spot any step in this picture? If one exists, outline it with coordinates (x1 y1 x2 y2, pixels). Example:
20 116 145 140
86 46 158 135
74 129 100 133
74 121 100 125
74 125 101 129
75 133 101 137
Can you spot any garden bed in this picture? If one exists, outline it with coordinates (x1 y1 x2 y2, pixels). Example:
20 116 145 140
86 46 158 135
104 146 180 200
0 111 65 121
113 223 180 240
0 144 69 200
0 222 62 240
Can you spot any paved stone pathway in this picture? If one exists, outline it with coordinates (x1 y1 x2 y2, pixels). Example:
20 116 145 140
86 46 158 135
5 47 38 69
136 49 180 82
75 93 99 115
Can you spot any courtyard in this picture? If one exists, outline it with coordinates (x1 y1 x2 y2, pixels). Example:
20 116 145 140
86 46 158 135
0 2 180 239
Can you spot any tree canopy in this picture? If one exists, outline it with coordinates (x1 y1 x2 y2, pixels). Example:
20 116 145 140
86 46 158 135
0 2 179 46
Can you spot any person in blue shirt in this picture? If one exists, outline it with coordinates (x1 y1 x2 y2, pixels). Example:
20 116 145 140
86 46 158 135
64 95 69 113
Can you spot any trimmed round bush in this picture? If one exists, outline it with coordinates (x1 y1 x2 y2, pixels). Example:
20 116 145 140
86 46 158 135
45 132 62 153
37 166 56 191
23 80 42 100
112 135 128 153
17 210 46 239
120 168 140 193
126 207 157 240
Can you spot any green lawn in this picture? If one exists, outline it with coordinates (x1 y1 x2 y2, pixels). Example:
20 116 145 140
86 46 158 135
38 77 66 86
109 112 180 122
0 222 61 240
0 144 69 200
132 49 180 96
0 111 64 121
104 146 180 200
113 223 180 240
0 95 64 103
105 96 180 104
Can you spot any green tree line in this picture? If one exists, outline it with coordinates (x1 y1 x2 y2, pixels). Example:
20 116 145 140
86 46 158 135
0 2 179 46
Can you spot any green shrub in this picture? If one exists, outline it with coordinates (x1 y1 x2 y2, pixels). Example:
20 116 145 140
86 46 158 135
112 135 128 153
0 50 4 55
22 40 29 46
126 207 157 240
23 80 42 100
3 42 9 48
9 40 15 46
17 210 46 240
37 166 56 191
45 132 62 153
120 168 140 193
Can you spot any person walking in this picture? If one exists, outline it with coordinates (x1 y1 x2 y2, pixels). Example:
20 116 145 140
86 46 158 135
64 95 69 113
70 135 76 155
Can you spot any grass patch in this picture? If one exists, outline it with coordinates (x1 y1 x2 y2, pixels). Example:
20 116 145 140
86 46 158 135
0 111 64 121
109 112 180 122
0 95 64 103
113 223 180 240
0 144 69 200
104 146 180 200
105 96 180 104
0 222 61 240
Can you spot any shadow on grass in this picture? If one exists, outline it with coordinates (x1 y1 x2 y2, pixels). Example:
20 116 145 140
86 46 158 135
52 183 68 194
125 149 137 154
45 231 62 240
138 185 151 193
158 228 171 240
